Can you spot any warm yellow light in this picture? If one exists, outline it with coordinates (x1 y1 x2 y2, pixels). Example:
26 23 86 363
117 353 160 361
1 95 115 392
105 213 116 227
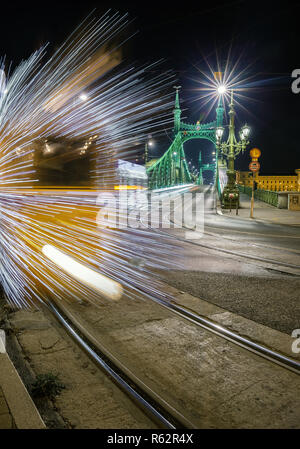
42 244 123 301
214 72 223 81
114 185 145 190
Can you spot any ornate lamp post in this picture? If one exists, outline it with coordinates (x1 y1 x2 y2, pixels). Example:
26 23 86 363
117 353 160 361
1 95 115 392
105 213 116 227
215 90 250 209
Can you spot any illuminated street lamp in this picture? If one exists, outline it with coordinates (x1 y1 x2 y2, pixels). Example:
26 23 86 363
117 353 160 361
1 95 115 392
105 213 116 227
240 124 250 140
79 93 88 101
217 85 226 95
216 90 251 208
144 139 154 164
216 126 224 141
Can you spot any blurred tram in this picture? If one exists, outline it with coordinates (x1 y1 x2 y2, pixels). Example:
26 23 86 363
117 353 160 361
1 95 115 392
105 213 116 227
0 136 149 307
115 159 148 190
29 136 148 191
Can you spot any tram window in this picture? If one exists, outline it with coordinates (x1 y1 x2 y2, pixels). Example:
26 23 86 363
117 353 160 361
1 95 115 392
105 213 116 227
33 137 95 187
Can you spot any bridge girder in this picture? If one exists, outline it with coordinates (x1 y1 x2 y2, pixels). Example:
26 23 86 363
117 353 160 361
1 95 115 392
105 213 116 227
147 89 224 191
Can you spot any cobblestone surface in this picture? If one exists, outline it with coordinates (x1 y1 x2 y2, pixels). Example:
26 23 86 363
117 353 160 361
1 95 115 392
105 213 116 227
0 387 16 429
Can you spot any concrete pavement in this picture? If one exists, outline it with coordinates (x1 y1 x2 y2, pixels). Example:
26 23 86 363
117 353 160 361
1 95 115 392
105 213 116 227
0 330 45 429
220 193 300 226
0 386 16 429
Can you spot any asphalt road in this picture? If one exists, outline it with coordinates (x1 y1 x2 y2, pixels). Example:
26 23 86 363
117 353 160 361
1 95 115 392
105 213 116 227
155 185 300 334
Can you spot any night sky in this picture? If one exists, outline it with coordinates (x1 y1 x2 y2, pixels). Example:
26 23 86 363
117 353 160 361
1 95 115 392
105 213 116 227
0 1 299 174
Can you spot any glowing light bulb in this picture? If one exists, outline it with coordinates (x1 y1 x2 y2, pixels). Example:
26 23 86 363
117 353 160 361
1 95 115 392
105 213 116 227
217 85 226 95
79 93 88 101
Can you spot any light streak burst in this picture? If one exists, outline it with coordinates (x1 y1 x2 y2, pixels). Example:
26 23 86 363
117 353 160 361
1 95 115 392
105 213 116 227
189 46 286 123
0 11 182 309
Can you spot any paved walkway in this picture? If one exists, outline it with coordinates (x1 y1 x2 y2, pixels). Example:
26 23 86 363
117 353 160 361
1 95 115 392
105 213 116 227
220 194 300 226
0 387 16 429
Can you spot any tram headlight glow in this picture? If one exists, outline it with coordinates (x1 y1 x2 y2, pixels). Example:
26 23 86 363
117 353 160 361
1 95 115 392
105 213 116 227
42 244 123 301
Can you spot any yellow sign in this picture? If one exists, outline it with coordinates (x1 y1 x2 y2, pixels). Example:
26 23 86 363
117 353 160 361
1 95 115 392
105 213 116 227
250 148 261 159
214 72 223 81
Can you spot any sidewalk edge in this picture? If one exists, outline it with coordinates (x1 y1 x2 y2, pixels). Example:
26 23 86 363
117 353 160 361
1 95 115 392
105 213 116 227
0 330 46 429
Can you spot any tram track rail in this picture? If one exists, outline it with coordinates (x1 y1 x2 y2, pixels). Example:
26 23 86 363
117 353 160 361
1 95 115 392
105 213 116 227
33 239 299 430
43 272 300 428
132 200 300 374
44 246 300 377
113 278 300 375
44 300 195 430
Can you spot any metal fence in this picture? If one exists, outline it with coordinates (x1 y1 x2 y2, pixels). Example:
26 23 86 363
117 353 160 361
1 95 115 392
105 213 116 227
238 185 279 207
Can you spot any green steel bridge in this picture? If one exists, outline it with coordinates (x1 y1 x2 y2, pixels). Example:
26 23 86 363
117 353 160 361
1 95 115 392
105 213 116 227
146 87 224 193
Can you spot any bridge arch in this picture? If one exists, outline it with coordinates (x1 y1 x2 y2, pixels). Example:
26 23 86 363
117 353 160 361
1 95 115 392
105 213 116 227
147 88 224 189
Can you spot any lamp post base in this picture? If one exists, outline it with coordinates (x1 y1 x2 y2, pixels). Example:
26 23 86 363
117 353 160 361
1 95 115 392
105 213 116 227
221 187 239 209
221 171 239 209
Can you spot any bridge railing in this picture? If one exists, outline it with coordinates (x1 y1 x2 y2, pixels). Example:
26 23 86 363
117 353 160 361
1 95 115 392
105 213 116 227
238 185 279 207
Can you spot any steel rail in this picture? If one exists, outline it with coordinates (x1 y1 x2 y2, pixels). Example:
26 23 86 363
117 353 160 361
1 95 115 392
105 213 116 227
46 301 195 430
135 191 300 373
124 282 300 375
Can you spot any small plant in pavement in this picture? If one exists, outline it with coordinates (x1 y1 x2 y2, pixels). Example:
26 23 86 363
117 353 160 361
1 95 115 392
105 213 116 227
31 373 65 399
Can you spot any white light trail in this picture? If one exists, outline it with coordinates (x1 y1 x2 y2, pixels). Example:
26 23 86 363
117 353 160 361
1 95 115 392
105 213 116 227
42 244 123 301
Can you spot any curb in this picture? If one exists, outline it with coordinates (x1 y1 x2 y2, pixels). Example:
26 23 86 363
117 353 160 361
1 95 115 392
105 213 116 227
0 330 5 353
0 329 46 429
